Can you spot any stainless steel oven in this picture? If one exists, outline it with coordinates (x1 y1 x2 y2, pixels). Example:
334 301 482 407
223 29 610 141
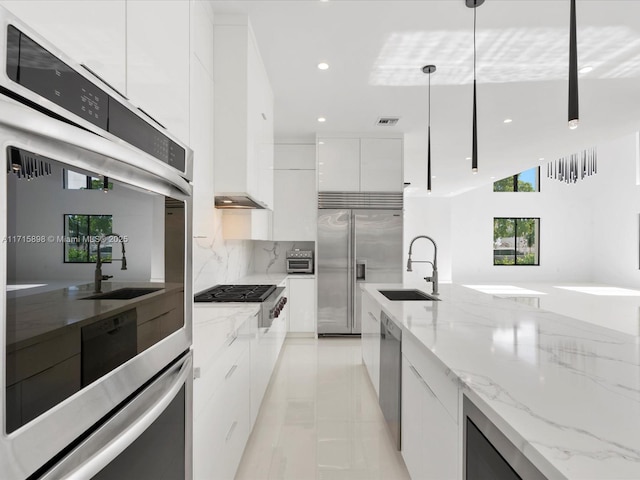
0 7 193 479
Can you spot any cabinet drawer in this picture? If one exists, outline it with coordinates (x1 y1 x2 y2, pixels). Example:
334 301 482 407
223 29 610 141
193 327 250 417
194 348 251 480
136 291 182 325
403 333 458 422
7 329 80 386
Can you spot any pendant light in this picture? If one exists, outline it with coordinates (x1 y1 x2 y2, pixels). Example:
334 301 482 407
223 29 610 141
466 0 484 173
568 0 579 129
423 64 436 194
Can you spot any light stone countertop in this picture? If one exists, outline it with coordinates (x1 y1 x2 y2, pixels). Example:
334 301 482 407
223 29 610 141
7 281 183 351
363 281 640 480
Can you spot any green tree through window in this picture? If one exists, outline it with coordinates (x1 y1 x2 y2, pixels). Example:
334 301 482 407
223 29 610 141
493 167 539 192
64 214 113 263
493 218 540 265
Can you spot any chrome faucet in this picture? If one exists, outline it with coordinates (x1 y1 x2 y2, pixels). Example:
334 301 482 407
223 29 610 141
94 233 128 293
406 235 439 295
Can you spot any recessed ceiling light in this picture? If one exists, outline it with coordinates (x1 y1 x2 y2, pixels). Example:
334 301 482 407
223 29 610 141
222 200 233 204
539 157 545 161
317 117 326 122
490 176 496 179
503 118 513 124
465 157 471 161
579 65 593 74
431 175 436 179
317 62 329 70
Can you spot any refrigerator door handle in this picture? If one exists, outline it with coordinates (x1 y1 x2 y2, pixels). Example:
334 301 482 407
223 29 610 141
356 260 367 282
348 212 354 330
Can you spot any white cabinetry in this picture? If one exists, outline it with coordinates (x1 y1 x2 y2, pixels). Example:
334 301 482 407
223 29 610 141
287 277 316 334
1 0 127 95
402 335 458 480
360 289 380 396
127 0 190 143
318 137 403 192
360 138 404 191
193 309 256 480
213 15 274 210
273 143 317 241
317 138 360 192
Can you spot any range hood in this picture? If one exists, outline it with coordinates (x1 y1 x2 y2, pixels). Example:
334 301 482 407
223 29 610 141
215 193 267 209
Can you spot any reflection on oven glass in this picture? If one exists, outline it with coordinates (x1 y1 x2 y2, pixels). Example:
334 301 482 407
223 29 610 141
5 147 185 433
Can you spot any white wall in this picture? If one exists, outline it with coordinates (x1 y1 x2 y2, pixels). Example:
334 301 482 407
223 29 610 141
8 163 160 282
405 131 640 287
403 195 453 284
591 132 640 288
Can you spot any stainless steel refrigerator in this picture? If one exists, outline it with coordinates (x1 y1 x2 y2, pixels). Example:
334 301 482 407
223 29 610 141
317 209 403 335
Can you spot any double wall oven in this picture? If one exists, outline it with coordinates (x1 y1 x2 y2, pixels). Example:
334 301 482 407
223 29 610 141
0 7 193 479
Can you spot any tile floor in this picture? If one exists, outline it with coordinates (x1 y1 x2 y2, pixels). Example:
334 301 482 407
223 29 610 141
235 337 410 480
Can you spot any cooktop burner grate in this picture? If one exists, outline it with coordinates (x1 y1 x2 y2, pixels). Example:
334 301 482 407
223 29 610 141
194 284 276 302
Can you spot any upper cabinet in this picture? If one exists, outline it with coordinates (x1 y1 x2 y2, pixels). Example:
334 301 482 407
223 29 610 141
318 137 403 192
1 0 127 95
127 0 190 144
273 144 316 241
213 15 274 210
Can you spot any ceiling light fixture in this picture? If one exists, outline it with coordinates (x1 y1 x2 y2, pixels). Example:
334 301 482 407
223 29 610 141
503 118 513 124
317 62 329 70
422 64 436 194
579 65 593 74
568 0 579 129
466 0 484 173
317 117 326 123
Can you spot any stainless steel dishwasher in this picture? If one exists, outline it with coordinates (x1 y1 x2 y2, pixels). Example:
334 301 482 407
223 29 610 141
379 311 402 450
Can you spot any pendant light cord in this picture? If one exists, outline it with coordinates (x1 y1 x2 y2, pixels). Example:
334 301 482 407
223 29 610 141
428 71 431 128
474 5 476 83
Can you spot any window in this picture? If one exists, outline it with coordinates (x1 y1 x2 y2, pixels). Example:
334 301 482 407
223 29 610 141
493 218 540 265
63 169 113 190
493 167 540 192
64 214 113 263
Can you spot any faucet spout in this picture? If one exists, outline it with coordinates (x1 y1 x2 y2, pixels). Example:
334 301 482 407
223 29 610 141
406 235 439 295
94 233 128 293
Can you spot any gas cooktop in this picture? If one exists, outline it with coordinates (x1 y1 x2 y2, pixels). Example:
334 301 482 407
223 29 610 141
194 284 276 303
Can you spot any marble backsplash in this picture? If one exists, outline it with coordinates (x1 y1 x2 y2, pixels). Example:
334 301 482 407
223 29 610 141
192 209 253 293
251 241 315 274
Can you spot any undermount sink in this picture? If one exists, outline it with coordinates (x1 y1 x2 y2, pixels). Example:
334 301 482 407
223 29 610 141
378 289 440 301
82 287 162 300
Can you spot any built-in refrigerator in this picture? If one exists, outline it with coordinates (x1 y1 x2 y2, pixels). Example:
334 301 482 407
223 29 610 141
317 208 403 335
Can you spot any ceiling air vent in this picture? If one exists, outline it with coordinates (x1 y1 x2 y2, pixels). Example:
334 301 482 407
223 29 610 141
376 117 400 126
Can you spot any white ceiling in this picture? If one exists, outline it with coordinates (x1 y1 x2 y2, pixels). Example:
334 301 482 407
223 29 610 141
210 0 640 196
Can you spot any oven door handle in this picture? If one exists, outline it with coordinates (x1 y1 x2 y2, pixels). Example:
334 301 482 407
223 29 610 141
40 352 192 480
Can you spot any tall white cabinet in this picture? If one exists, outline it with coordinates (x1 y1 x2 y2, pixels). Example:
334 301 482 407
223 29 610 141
273 144 317 241
317 137 403 192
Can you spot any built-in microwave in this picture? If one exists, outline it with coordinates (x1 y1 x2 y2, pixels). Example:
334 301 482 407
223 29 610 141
0 6 193 479
286 250 314 274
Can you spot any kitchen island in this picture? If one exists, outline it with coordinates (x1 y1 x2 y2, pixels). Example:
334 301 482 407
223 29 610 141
362 282 640 479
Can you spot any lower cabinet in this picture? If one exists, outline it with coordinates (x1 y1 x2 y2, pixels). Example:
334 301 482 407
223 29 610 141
401 353 458 480
194 298 288 479
193 315 254 480
360 290 380 396
287 277 316 334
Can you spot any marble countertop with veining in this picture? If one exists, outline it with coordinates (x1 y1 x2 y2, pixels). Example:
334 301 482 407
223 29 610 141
363 282 640 479
7 281 183 351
